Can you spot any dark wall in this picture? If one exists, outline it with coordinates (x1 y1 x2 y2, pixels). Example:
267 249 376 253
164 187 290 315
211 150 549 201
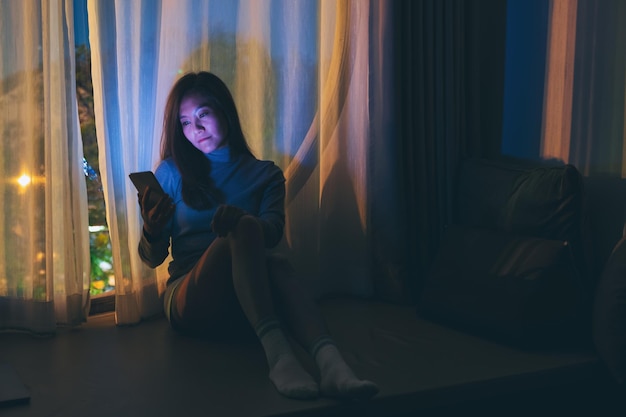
500 0 550 159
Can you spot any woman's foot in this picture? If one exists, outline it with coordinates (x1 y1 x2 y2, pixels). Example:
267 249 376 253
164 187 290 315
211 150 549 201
269 353 319 400
256 319 319 399
316 344 379 400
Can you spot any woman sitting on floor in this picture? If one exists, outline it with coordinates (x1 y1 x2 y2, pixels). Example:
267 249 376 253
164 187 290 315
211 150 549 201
137 71 378 401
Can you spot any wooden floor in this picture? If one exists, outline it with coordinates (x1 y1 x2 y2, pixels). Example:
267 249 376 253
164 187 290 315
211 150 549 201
0 298 623 417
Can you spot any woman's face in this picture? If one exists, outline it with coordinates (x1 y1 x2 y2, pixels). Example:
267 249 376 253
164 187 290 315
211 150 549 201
179 91 228 154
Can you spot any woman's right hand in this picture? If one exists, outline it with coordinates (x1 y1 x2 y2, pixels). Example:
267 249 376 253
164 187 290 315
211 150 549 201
138 186 175 238
211 204 247 237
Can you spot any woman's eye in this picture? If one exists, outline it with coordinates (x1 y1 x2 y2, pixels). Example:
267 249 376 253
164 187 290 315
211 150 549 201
181 120 190 127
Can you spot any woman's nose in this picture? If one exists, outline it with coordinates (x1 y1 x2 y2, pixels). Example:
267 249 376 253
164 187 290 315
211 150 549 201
194 120 204 131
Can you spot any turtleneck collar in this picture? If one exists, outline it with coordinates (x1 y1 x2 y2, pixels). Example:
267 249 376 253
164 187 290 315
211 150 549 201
206 145 232 163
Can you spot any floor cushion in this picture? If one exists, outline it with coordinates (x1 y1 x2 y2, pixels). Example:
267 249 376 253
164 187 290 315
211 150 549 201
418 225 585 349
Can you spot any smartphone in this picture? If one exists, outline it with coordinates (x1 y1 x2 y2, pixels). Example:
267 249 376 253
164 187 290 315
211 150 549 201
129 171 165 206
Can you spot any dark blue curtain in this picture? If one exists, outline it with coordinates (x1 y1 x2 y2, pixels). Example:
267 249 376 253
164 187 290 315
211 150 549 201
370 0 507 304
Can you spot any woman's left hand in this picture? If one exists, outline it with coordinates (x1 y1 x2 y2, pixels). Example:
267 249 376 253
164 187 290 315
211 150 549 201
211 204 247 237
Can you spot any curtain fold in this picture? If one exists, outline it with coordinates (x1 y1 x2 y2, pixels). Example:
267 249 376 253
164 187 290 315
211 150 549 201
88 0 386 324
392 0 507 303
569 0 626 177
500 0 626 177
0 0 90 333
368 0 407 302
390 0 466 303
88 0 164 325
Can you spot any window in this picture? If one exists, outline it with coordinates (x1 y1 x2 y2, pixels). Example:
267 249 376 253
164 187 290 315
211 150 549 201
74 0 115 313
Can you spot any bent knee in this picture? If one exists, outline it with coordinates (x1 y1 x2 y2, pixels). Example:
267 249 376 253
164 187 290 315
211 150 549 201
231 214 264 243
236 214 263 235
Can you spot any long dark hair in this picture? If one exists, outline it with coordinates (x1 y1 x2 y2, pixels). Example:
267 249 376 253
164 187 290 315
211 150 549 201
160 71 253 209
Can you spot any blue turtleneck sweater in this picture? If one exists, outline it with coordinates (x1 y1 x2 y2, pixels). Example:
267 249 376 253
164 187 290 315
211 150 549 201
138 146 286 285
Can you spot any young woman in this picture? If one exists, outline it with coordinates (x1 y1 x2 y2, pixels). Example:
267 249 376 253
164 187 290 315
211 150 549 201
137 71 378 400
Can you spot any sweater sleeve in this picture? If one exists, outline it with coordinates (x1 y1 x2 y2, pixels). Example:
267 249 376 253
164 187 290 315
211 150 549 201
138 228 170 268
137 163 173 268
257 164 286 248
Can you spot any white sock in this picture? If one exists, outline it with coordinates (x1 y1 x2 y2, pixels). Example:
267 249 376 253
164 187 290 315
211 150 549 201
255 317 319 399
311 338 379 400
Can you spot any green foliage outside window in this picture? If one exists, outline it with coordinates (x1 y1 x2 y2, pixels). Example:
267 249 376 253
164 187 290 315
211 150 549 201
76 44 115 296
89 229 115 295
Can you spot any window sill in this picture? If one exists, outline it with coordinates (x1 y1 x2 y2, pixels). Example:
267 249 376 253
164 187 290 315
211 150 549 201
89 290 115 315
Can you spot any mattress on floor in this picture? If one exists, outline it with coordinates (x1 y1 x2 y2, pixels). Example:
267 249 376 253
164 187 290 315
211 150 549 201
0 297 602 417
319 297 602 413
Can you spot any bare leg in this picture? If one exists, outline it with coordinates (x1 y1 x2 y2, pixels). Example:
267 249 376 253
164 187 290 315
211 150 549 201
266 255 379 400
266 254 328 347
227 215 274 325
172 216 318 399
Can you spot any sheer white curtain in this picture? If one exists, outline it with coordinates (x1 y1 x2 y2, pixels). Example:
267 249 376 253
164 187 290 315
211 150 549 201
88 0 384 325
0 0 91 333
